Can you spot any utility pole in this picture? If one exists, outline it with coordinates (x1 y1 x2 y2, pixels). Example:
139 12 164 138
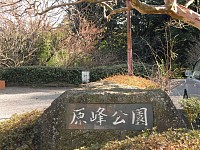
126 0 133 76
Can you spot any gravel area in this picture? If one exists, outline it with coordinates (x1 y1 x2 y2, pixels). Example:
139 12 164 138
0 86 68 121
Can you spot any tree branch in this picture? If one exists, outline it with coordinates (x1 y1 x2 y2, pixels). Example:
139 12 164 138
100 2 113 11
127 0 200 29
0 0 22 8
107 7 127 20
36 0 86 15
129 0 167 14
185 0 195 8
35 0 200 29
37 0 112 15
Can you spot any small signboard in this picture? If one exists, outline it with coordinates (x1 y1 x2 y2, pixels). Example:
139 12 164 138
66 103 153 130
82 71 90 83
0 80 5 90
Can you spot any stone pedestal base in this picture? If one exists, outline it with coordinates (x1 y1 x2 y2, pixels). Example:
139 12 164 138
35 82 186 149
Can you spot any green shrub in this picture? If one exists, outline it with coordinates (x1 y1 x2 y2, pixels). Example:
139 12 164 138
90 63 153 82
180 97 200 129
89 64 127 82
0 66 82 86
85 129 200 149
0 110 42 150
133 63 153 77
0 64 153 86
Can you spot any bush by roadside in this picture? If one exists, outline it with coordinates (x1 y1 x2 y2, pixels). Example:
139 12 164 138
80 129 200 149
181 97 200 129
0 66 82 86
0 63 153 86
0 110 42 150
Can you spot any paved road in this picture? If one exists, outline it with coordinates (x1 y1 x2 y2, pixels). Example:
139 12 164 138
0 80 199 121
168 79 186 109
0 87 68 121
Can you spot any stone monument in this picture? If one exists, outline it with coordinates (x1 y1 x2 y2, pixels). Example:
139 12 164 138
34 82 186 149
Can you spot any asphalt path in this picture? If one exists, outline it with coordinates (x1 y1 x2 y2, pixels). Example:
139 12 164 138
168 79 186 109
0 86 68 121
0 79 199 121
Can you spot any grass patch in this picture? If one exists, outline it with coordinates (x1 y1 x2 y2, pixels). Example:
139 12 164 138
101 75 159 89
0 110 42 150
1 111 199 150
1 112 200 150
78 129 200 149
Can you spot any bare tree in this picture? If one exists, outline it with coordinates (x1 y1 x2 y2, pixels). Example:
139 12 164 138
0 0 105 67
0 0 54 67
1 0 199 68
186 36 200 66
23 0 200 29
53 14 104 67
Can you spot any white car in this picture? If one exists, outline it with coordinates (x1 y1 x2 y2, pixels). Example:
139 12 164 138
184 60 200 99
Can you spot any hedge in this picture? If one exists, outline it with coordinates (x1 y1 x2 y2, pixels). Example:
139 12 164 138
89 64 127 82
0 64 153 86
0 66 82 86
90 63 153 82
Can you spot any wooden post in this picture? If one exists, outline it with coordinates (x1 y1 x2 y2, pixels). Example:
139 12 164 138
0 80 5 90
126 0 133 76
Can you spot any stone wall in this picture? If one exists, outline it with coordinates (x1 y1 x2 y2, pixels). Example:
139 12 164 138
34 82 186 149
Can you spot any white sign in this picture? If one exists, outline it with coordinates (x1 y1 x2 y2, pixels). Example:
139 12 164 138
82 71 90 83
66 103 153 130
